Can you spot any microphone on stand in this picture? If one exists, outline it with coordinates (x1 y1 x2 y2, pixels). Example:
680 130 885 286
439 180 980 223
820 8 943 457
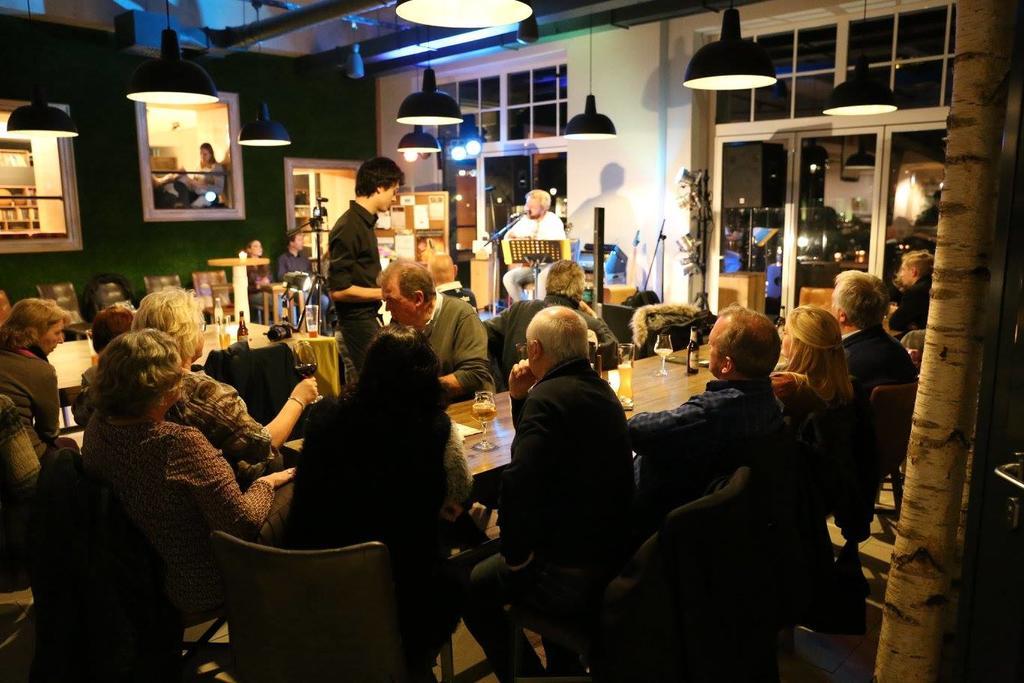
485 212 523 245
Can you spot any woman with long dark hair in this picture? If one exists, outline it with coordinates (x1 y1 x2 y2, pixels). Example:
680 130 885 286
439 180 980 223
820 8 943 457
285 325 470 677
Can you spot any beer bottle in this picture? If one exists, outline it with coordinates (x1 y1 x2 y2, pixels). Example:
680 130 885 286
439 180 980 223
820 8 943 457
237 311 249 344
686 327 700 375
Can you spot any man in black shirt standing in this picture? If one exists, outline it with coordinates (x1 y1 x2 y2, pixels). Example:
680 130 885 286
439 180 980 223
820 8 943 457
327 157 403 377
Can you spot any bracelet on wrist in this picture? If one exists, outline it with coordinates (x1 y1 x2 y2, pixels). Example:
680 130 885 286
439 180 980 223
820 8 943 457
288 396 306 409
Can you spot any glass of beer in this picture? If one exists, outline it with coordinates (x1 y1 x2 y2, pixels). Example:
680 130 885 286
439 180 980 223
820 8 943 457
304 304 320 337
472 390 498 452
617 343 635 410
653 333 673 376
219 314 233 350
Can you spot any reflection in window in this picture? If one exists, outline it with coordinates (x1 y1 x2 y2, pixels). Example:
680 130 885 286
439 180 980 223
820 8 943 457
0 107 77 249
894 60 944 109
146 102 233 210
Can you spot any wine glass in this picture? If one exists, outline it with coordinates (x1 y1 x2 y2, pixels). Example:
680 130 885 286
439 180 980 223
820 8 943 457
293 340 322 403
653 333 673 376
472 390 498 452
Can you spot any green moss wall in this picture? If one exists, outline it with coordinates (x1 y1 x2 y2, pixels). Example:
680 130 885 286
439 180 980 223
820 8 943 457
0 15 377 302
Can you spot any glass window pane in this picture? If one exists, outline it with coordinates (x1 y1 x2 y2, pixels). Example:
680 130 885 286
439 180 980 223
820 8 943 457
796 26 836 73
533 67 558 102
794 73 833 117
754 78 790 120
883 129 945 299
508 71 530 106
894 59 943 109
458 79 478 110
896 8 948 60
480 77 500 108
795 135 875 305
716 89 752 123
438 123 459 141
948 5 956 53
849 16 894 65
507 107 529 140
847 63 892 90
756 31 794 77
559 65 568 99
532 103 557 138
945 61 954 106
480 110 499 143
438 82 456 99
559 102 567 136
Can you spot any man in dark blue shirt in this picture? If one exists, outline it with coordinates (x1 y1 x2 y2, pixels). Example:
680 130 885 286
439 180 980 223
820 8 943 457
276 230 311 281
629 305 785 528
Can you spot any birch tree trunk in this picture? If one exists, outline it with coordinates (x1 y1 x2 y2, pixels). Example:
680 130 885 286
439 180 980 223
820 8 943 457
874 0 1015 680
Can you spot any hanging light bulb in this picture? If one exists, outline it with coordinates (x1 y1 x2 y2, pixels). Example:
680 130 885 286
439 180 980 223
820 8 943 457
683 7 776 90
565 23 616 140
127 1 218 105
397 125 441 154
397 67 462 125
239 102 291 146
396 0 532 29
403 150 420 162
345 43 365 79
8 2 78 138
824 0 897 116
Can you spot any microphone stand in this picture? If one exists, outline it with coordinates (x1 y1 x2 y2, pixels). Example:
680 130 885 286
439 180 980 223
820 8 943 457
641 219 667 301
486 213 523 315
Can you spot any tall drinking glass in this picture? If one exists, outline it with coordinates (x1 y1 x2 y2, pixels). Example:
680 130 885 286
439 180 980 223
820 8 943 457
653 333 673 376
304 304 320 337
472 390 498 451
617 343 634 410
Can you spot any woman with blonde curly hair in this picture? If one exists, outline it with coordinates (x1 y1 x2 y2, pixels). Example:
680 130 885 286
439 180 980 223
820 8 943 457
0 298 70 456
772 305 855 426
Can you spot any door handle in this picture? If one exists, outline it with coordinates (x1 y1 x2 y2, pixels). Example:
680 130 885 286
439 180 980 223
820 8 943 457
995 452 1024 492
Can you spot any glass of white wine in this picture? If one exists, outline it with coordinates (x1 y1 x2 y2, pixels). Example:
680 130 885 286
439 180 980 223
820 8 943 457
472 390 498 452
653 333 673 377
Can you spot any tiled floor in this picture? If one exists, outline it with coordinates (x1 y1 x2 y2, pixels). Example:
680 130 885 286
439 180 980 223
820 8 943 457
0 493 897 682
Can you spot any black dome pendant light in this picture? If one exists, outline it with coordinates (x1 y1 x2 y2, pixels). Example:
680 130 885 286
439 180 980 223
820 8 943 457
683 3 776 91
127 0 218 105
564 21 616 140
398 125 442 155
396 39 463 126
824 0 897 116
8 1 78 138
396 0 533 29
239 2 291 147
845 136 876 170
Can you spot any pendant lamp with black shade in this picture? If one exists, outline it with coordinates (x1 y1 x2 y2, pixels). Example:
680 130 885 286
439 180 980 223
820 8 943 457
845 136 876 170
396 0 532 29
398 125 442 154
516 1 539 44
823 0 897 116
564 23 616 140
238 4 291 147
8 2 78 139
346 43 365 79
127 0 218 105
397 68 463 126
683 5 776 90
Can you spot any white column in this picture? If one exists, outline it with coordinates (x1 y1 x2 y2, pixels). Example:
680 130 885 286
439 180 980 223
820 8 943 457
232 265 250 323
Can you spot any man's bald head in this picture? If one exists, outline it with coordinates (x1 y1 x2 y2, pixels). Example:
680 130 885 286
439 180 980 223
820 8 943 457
526 306 589 378
428 253 457 286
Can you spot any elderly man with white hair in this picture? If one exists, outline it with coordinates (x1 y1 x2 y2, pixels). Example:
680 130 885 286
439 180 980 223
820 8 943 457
502 189 566 302
463 306 634 681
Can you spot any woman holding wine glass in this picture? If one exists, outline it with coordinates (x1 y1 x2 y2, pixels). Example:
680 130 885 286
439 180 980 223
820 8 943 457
285 325 472 678
292 340 323 403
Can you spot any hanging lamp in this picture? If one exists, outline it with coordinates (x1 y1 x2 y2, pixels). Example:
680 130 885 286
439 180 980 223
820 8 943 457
346 43 365 79
683 6 776 90
516 1 539 44
397 67 462 125
824 0 897 116
238 4 291 146
7 2 78 138
564 22 616 140
844 136 876 170
396 0 532 29
398 125 441 154
127 0 218 105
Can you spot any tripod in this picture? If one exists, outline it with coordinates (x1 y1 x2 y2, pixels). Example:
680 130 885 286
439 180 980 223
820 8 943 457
294 197 332 334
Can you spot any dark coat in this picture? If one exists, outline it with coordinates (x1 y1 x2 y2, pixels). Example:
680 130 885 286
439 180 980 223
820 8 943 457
203 341 299 428
501 358 634 569
842 325 918 393
889 275 931 334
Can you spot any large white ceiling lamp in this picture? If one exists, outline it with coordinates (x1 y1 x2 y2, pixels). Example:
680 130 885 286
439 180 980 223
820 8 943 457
396 0 533 29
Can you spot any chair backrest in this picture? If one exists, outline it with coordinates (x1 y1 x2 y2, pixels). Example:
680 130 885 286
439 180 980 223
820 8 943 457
191 271 229 310
0 289 11 326
94 282 130 311
36 282 85 324
798 286 835 309
144 274 182 294
869 381 918 478
601 303 634 351
210 532 408 683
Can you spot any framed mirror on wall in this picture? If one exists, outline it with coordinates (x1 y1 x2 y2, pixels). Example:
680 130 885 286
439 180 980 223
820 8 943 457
0 99 82 254
134 92 245 222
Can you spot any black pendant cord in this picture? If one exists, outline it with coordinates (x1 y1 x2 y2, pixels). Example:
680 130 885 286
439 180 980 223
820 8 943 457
165 0 171 30
587 17 593 95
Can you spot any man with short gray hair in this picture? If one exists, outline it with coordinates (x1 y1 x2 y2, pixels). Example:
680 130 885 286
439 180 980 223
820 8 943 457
464 306 633 680
832 271 917 392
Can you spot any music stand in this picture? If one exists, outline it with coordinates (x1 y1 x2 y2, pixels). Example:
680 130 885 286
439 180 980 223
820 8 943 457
501 239 572 300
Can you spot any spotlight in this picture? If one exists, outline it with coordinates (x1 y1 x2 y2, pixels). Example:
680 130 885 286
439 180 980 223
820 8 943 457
204 191 218 203
465 138 482 156
450 145 467 161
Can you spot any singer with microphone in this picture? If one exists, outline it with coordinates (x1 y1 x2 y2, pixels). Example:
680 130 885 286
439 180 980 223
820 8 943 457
501 189 566 302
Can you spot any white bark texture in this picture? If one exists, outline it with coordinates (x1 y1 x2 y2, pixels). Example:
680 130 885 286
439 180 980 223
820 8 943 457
874 0 1015 680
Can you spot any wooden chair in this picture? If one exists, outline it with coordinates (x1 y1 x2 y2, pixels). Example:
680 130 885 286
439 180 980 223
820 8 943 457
0 289 11 326
869 381 918 515
798 286 835 309
210 533 408 683
143 274 182 294
35 282 91 338
190 271 234 319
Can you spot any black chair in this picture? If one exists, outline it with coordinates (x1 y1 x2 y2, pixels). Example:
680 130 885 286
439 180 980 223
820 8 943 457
144 274 183 294
210 533 409 683
81 273 135 321
600 303 634 351
508 466 780 682
35 282 91 339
